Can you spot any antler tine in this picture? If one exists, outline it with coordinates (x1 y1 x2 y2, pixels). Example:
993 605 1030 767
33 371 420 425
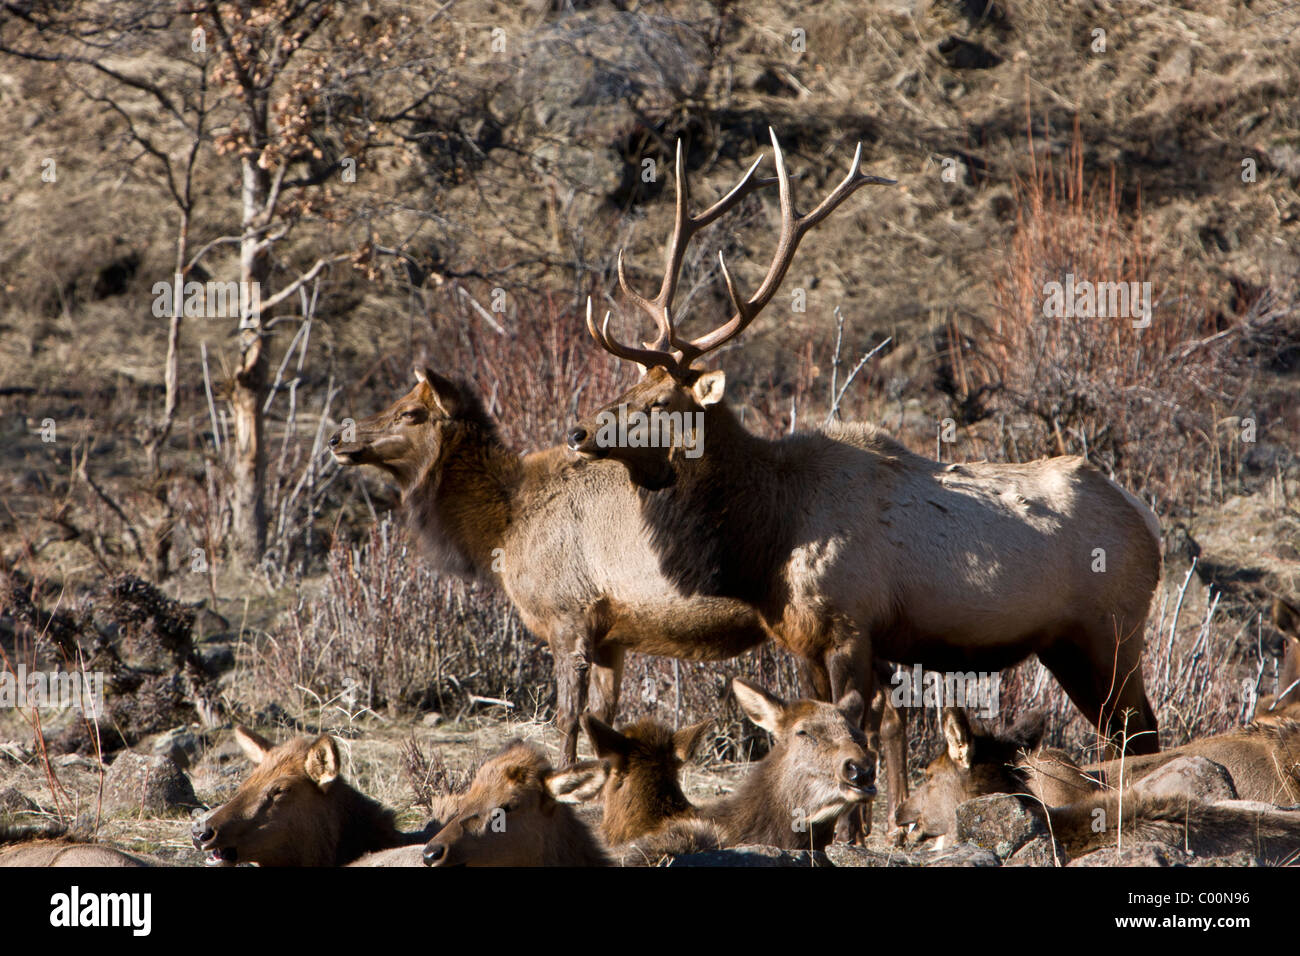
614 141 780 362
681 128 896 363
586 297 683 376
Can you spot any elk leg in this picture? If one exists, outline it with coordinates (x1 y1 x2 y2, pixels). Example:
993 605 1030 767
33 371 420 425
797 657 832 700
553 631 593 765
587 642 625 725
874 660 910 826
826 636 876 843
1040 629 1158 760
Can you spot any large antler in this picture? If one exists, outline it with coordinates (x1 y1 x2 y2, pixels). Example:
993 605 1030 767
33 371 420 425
589 127 895 380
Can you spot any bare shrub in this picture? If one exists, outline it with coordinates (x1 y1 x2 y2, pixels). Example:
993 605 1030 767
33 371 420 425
245 516 552 722
949 121 1262 512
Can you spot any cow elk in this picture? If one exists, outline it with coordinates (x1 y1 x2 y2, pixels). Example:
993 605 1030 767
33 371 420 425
421 741 611 867
191 727 453 867
898 709 1300 864
569 130 1162 826
1088 718 1300 805
0 836 158 867
575 678 876 859
330 366 776 767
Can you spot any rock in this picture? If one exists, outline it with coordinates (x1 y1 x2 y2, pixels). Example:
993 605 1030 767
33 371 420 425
824 845 921 867
1069 842 1192 867
955 794 1047 859
929 842 1001 866
0 787 38 813
1189 851 1258 867
1130 756 1238 803
1005 835 1070 867
148 725 205 770
103 750 197 816
199 643 235 674
668 845 831 867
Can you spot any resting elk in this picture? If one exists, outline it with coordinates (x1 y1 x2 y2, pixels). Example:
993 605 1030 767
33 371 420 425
568 128 1164 826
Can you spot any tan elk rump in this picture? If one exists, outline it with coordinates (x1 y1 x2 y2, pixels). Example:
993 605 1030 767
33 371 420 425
569 130 1162 826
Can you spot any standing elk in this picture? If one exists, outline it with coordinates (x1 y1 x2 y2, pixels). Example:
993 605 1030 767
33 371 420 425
329 364 776 766
568 130 1164 828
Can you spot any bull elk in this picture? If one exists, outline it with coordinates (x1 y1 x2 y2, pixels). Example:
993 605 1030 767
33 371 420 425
191 727 454 866
568 129 1163 826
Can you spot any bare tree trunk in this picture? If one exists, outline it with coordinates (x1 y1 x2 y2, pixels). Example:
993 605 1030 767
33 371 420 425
232 157 270 565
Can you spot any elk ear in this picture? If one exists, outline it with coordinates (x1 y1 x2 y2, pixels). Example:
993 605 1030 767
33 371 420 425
691 369 726 407
545 760 609 803
1009 709 1047 752
836 690 865 727
413 366 460 417
732 678 785 735
304 735 341 789
673 720 711 763
941 709 973 769
582 715 632 766
234 726 273 764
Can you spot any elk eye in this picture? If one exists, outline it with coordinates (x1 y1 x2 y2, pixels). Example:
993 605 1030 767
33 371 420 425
651 399 670 410
401 409 424 422
796 729 810 739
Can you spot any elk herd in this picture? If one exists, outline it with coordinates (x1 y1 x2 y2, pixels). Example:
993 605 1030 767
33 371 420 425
4 132 1299 867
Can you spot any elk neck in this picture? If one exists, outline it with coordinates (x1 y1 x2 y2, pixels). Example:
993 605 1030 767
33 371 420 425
404 419 522 579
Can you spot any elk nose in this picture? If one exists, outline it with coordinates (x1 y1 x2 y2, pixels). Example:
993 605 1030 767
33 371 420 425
566 427 587 450
192 822 214 844
843 759 875 791
423 842 447 866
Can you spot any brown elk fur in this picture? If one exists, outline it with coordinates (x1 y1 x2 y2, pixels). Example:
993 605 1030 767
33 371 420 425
898 709 1300 864
0 838 157 867
1259 597 1300 720
192 727 451 867
422 741 612 867
331 368 774 764
1088 718 1300 805
579 715 708 845
565 679 876 856
572 366 1164 827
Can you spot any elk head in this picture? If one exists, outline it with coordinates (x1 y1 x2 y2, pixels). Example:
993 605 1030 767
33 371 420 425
581 714 711 844
568 130 893 486
422 742 609 867
328 366 488 492
191 727 345 867
732 677 877 823
895 708 1046 843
